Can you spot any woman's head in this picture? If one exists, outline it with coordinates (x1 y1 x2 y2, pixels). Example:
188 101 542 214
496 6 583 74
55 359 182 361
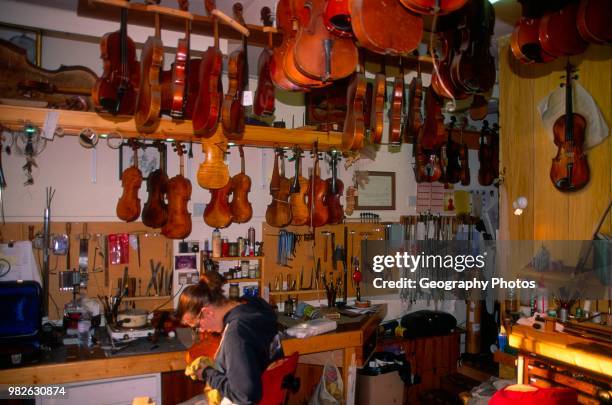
176 272 229 333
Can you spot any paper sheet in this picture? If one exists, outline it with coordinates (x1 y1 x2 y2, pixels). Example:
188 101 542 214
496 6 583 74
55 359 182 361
0 241 41 284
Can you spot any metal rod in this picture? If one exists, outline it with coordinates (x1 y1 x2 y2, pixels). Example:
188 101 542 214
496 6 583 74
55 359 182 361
42 186 55 317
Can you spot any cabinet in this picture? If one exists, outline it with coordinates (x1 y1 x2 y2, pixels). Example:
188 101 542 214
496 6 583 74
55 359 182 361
214 256 265 299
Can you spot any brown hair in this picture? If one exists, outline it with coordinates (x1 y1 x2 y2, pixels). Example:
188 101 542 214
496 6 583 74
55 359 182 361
175 272 228 320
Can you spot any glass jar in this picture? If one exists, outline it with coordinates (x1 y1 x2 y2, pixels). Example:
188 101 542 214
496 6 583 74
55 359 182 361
228 242 238 257
248 264 257 279
241 261 249 278
229 283 240 300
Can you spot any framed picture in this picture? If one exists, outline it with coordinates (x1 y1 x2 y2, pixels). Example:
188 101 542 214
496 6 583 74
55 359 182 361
355 171 396 210
119 141 167 180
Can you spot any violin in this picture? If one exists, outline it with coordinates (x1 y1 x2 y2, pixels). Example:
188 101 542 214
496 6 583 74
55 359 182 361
162 1 190 119
92 3 139 115
540 2 588 58
204 181 233 229
550 62 589 192
389 58 404 146
229 145 252 224
350 0 423 55
326 151 344 225
116 141 143 222
370 60 386 145
222 3 248 140
458 118 470 186
265 151 292 228
309 149 329 227
477 120 495 186
197 139 230 190
142 142 169 228
577 0 612 44
324 0 352 38
135 13 164 133
253 7 275 117
414 125 442 183
420 87 446 151
186 331 221 364
192 0 223 137
510 0 555 64
405 54 423 143
342 70 367 151
292 0 358 82
289 148 310 226
431 28 468 100
442 116 461 184
162 142 192 239
400 0 467 15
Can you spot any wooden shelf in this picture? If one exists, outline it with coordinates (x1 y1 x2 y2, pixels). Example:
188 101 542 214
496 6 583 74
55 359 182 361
0 105 342 150
122 295 171 301
214 256 264 261
224 278 260 284
77 0 280 48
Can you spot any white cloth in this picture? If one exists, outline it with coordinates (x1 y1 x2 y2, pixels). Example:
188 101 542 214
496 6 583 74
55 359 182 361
538 81 609 150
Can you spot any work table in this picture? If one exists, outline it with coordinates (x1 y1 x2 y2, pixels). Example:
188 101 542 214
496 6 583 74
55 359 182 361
0 304 386 391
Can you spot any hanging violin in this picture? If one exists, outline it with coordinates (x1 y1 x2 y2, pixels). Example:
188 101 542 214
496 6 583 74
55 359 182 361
265 151 292 228
204 181 233 229
253 7 276 117
289 147 310 226
342 67 367 151
389 57 404 146
142 142 168 228
162 142 192 239
477 120 495 186
325 150 344 225
458 118 470 186
309 148 329 227
370 59 386 145
116 140 143 222
550 62 589 192
135 13 163 133
229 145 252 224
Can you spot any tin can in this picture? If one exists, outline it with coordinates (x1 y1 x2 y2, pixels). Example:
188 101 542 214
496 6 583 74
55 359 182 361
248 227 256 248
237 237 245 257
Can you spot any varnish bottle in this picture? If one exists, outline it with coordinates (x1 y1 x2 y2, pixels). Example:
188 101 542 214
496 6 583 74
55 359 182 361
212 228 221 258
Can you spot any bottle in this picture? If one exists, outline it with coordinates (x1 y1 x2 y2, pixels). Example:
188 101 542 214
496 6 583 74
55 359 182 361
78 311 92 347
229 283 239 300
212 229 221 258
498 325 508 353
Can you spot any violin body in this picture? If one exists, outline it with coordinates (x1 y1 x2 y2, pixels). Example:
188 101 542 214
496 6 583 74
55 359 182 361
539 2 588 57
162 174 192 239
349 0 423 55
265 154 292 228
443 124 461 184
420 88 446 151
116 166 143 222
193 47 223 137
326 178 344 225
230 146 252 224
370 72 385 144
405 74 423 143
197 141 230 190
92 29 139 115
399 0 467 15
186 331 221 364
182 59 202 119
204 182 233 229
324 0 352 38
511 0 556 65
142 168 169 228
293 0 358 82
577 0 612 44
222 50 246 139
254 47 275 116
414 129 442 183
550 114 589 192
459 143 470 186
135 35 164 133
342 72 366 151
169 36 188 118
310 157 329 227
389 75 403 145
290 175 310 226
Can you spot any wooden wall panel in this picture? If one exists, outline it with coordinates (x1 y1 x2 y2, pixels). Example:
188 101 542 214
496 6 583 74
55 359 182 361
499 40 612 241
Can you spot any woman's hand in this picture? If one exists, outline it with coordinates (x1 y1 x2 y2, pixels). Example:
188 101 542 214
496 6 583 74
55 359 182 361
185 355 215 381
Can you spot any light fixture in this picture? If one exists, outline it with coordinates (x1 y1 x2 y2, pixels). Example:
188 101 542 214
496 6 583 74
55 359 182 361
513 196 528 216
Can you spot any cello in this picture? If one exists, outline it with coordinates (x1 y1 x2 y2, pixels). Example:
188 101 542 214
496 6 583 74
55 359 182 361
92 2 139 115
577 0 612 44
550 62 589 192
229 145 252 224
324 0 353 38
142 141 169 228
222 3 248 140
162 142 192 239
192 0 223 137
253 7 276 117
116 141 143 222
289 148 310 226
325 150 344 225
135 12 164 133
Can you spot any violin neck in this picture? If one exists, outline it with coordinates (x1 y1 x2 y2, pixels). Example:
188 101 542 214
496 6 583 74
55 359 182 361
565 65 574 143
179 153 184 177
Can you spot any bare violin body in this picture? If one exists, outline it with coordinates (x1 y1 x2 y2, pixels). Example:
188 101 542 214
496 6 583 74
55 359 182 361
230 146 252 224
266 153 292 228
342 72 366 151
326 179 344 225
204 182 233 229
192 47 223 137
290 175 310 226
116 166 143 222
254 47 275 116
222 49 246 139
162 174 192 239
142 168 169 228
135 34 164 133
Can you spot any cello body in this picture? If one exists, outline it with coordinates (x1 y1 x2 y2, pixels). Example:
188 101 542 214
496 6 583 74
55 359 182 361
142 168 169 228
204 182 233 229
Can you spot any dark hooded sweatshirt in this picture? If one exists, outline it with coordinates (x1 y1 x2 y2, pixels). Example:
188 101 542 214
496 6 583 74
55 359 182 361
202 297 279 405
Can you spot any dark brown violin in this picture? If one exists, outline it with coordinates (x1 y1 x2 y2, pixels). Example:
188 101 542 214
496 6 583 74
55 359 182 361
370 60 386 145
420 87 446 151
400 0 467 15
510 0 555 64
162 142 192 239
265 151 292 228
289 148 310 226
116 141 143 222
389 58 404 146
458 118 470 186
405 54 423 143
325 151 344 225
577 0 612 44
342 70 367 151
197 138 230 190
222 3 248 140
204 181 233 229
550 63 589 192
253 7 275 117
442 116 461 184
293 0 358 82
540 2 588 58
142 142 168 228
309 149 329 227
477 120 495 186
350 0 423 55
162 0 190 119
414 124 442 183
92 3 139 115
192 0 223 137
229 145 252 224
135 13 164 133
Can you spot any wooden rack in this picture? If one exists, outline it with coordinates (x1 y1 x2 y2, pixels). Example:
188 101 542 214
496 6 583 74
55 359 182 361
0 105 342 150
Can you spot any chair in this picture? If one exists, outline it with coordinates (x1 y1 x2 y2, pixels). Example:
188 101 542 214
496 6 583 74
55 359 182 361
258 351 300 405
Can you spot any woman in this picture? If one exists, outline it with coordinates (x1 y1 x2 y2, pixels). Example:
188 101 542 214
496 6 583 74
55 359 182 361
176 272 280 405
